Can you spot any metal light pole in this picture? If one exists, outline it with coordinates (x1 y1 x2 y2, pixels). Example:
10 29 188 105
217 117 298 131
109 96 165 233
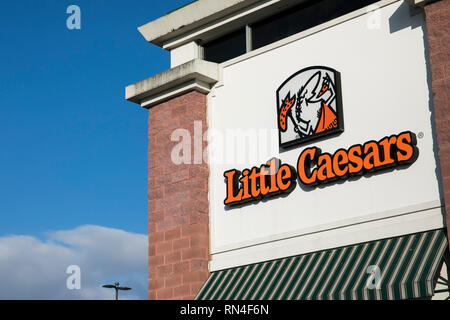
102 282 132 300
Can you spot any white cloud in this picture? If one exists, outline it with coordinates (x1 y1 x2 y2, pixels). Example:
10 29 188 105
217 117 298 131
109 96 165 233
0 225 147 300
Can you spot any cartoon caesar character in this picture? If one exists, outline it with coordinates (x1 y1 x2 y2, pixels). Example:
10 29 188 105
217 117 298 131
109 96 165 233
279 70 338 138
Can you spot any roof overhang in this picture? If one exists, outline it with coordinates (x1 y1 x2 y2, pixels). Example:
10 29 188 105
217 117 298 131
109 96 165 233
137 0 310 50
125 59 219 108
138 0 432 50
138 0 261 47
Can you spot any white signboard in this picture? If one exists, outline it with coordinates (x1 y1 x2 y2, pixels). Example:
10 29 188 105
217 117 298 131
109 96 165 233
207 2 444 271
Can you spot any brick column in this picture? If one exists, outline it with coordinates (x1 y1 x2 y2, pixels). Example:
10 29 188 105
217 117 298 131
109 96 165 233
423 0 450 246
147 91 210 300
126 59 218 300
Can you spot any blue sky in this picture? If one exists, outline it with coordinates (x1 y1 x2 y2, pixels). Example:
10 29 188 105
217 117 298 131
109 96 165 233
0 0 193 299
0 0 193 236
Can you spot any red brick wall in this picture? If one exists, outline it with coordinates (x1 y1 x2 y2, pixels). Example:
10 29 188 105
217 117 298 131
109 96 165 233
147 91 210 300
424 0 450 246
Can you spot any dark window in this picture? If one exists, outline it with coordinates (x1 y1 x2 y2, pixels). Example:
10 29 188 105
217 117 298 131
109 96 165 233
203 28 246 64
252 0 380 50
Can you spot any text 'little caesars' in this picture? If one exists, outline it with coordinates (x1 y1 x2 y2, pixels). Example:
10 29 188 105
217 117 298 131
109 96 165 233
223 131 418 206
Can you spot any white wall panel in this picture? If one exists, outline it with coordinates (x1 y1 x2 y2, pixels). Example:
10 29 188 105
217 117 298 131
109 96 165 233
207 1 443 270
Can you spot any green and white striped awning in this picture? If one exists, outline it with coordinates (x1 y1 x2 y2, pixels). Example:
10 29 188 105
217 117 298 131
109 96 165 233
197 229 449 300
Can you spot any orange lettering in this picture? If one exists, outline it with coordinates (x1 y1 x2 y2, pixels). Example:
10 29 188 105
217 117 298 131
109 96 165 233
396 132 415 162
277 165 292 191
363 142 382 170
249 168 261 198
379 136 397 166
259 165 271 196
348 145 363 174
240 169 251 200
224 170 243 205
297 148 318 185
317 153 335 181
333 149 349 177
267 159 280 193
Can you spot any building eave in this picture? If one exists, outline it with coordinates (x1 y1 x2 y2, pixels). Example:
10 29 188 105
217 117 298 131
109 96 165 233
125 59 219 108
137 0 262 48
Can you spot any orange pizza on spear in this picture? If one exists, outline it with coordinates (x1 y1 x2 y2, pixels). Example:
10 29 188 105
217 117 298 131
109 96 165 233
279 93 296 132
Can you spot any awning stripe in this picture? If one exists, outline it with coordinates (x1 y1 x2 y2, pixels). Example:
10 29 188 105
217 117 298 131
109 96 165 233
352 241 381 300
341 242 371 300
401 232 427 299
315 248 345 300
297 250 328 299
409 232 431 298
394 233 419 299
386 234 414 299
413 230 438 297
228 264 252 299
263 258 291 299
367 237 391 300
291 251 321 299
225 265 248 299
381 234 407 299
252 260 278 299
329 244 360 300
196 271 218 299
269 256 299 299
319 246 351 300
244 261 271 299
308 249 339 300
280 255 310 299
217 265 243 299
240 262 262 300
212 268 231 298
423 231 447 295
196 229 449 300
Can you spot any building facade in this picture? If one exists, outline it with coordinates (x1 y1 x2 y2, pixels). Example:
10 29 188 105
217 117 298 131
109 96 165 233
126 0 450 300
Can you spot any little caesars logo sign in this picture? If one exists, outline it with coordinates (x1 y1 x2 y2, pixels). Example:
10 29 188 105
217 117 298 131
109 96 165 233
277 66 344 148
223 66 419 207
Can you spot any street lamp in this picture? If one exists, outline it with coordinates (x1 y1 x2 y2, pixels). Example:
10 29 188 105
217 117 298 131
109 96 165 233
102 282 132 300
